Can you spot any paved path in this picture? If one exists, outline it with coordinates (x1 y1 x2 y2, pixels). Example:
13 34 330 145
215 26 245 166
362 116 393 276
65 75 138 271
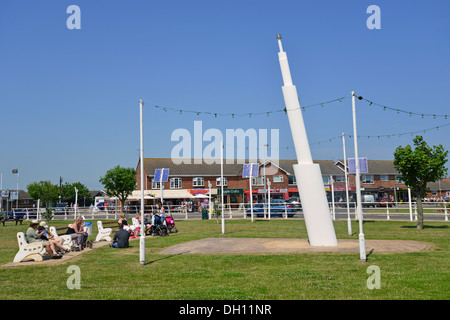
160 238 432 255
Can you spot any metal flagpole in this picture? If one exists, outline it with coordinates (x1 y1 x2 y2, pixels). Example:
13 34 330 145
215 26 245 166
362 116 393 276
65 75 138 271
74 187 78 219
16 171 19 209
139 99 146 265
342 132 352 236
267 178 271 220
249 164 254 223
221 141 225 234
208 181 212 219
351 91 367 262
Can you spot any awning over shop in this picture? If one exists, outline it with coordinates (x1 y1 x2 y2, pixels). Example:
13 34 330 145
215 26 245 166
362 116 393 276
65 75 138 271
145 189 194 199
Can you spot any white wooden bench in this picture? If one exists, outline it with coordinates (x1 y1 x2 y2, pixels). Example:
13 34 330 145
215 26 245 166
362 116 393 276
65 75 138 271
49 226 76 251
13 232 46 263
95 220 112 242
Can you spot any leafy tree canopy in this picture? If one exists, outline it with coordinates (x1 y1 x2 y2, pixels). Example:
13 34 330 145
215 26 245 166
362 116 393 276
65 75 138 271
27 181 59 207
99 165 137 212
394 136 448 196
393 136 448 229
61 182 90 205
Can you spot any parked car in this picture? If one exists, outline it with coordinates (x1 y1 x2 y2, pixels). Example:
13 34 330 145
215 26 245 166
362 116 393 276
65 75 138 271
54 202 68 215
8 210 36 219
378 199 393 207
362 194 376 207
246 199 296 217
286 199 302 210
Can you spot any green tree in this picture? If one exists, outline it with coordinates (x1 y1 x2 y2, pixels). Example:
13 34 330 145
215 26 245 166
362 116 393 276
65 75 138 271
99 166 137 213
393 136 448 229
27 181 59 208
61 182 90 206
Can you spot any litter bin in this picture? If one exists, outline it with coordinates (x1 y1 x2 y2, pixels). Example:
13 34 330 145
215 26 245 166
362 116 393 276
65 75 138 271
84 222 93 235
201 208 208 220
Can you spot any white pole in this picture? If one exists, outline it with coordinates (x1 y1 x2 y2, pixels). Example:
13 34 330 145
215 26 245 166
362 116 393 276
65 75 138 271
208 181 212 219
352 91 366 262
263 145 267 218
74 187 78 220
386 205 390 220
408 187 413 221
250 164 254 223
160 168 164 206
16 171 19 209
267 178 271 220
221 141 225 234
36 199 40 220
139 99 145 265
445 202 448 221
330 175 335 220
342 133 352 236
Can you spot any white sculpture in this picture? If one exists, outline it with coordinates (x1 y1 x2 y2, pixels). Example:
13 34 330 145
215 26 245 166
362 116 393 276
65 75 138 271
276 34 338 246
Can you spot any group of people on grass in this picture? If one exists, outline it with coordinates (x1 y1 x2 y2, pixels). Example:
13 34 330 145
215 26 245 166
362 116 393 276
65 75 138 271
110 202 165 249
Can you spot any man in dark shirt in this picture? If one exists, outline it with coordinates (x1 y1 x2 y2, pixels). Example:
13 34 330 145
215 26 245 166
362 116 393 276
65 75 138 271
110 223 130 248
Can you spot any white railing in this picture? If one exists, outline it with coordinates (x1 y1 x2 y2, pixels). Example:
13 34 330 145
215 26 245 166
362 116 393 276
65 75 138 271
3 201 449 222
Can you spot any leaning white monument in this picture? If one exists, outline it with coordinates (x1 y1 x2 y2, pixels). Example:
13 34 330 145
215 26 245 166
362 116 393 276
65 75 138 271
276 34 338 246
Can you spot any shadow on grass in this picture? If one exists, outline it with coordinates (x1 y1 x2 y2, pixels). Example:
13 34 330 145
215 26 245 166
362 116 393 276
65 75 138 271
144 252 187 266
400 225 448 229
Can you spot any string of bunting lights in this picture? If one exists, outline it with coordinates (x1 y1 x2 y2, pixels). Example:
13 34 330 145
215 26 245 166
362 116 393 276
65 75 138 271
227 121 449 152
154 96 349 117
358 95 448 120
154 93 448 120
312 122 450 146
154 93 448 148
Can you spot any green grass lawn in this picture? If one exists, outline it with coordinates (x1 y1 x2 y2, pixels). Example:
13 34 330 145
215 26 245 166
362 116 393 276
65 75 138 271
0 218 448 300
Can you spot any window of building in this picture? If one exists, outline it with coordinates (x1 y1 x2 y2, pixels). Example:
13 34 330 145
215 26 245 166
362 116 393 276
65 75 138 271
335 175 345 182
380 175 389 182
273 175 284 183
362 175 374 184
170 177 182 189
252 176 265 186
192 177 204 187
322 176 331 185
152 179 161 189
216 177 227 187
288 175 296 185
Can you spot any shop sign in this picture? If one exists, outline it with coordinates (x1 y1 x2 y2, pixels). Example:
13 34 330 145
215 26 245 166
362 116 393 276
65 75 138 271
217 189 243 195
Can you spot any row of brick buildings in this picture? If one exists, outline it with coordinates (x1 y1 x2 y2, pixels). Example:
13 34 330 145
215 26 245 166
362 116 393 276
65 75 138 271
134 158 450 206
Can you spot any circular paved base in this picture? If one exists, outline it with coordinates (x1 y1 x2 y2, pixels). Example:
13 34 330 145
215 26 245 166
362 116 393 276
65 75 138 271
160 238 431 255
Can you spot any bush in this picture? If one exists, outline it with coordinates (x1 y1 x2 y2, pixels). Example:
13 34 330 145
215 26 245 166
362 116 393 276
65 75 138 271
42 207 54 221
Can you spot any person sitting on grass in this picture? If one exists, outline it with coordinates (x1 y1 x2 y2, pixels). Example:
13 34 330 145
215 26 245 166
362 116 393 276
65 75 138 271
26 220 63 259
110 223 130 248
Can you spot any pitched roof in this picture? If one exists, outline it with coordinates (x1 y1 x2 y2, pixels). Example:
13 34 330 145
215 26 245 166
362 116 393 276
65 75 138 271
141 158 401 176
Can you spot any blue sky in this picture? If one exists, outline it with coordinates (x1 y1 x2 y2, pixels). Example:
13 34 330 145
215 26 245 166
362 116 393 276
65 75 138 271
1 0 449 191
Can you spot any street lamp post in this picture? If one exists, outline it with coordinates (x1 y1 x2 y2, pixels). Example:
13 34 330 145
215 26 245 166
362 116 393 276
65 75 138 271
342 132 352 236
139 99 145 265
351 91 367 262
220 141 225 234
